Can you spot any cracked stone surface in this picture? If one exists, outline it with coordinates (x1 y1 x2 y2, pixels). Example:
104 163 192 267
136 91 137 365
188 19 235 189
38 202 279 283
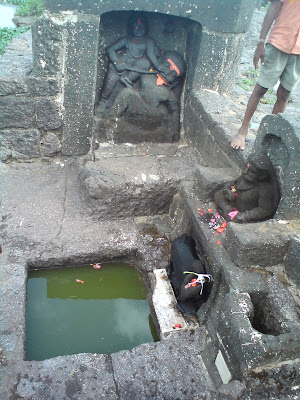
80 142 202 219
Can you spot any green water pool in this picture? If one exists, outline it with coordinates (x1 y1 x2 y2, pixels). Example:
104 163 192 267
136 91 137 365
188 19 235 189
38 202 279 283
26 263 159 361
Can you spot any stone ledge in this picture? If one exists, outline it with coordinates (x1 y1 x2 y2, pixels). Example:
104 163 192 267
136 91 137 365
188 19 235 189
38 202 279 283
185 90 253 170
79 143 201 219
224 220 298 268
193 166 240 202
169 183 269 299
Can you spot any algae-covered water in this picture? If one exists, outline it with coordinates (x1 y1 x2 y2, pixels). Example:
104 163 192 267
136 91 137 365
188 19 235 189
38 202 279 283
26 263 159 361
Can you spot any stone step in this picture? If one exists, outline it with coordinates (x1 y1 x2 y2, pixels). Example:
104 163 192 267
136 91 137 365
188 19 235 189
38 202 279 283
79 142 202 218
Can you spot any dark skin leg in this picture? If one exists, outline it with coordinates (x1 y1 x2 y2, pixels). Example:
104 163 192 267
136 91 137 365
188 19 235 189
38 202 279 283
272 83 290 114
231 83 267 151
231 83 291 151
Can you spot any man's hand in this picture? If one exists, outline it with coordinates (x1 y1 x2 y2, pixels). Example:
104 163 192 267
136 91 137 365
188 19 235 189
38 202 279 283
253 0 282 70
253 42 265 70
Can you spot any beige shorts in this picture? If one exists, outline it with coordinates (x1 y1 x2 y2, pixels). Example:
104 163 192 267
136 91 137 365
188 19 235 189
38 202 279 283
257 44 300 92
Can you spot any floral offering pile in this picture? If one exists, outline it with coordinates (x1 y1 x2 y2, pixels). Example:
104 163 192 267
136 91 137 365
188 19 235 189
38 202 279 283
197 208 228 244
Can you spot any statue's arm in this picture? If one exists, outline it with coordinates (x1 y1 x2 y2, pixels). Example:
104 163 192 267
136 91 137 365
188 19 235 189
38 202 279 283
106 37 127 69
214 190 235 217
145 37 160 68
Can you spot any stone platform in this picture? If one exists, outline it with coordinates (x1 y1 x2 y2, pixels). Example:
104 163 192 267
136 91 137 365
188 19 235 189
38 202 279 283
1 9 300 400
80 142 202 218
0 158 220 400
1 146 300 399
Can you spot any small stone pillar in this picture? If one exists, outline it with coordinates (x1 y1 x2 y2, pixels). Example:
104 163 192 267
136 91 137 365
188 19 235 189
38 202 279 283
32 12 100 156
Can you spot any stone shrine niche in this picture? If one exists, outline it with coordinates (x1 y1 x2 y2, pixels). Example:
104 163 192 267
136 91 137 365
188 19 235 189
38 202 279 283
93 11 201 144
253 114 300 220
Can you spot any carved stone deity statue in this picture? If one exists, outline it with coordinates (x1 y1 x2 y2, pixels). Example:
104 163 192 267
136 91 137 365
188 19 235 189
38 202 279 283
95 13 161 116
214 153 280 223
106 50 186 140
94 13 187 143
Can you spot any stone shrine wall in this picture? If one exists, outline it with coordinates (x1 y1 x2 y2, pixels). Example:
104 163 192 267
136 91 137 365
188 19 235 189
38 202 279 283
29 0 256 156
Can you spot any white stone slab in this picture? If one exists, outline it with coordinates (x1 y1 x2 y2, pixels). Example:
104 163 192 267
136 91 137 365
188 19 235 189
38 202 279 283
215 350 232 384
152 269 189 339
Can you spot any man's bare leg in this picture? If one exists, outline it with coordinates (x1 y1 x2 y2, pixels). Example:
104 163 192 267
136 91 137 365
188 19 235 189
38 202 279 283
272 83 290 114
231 83 268 150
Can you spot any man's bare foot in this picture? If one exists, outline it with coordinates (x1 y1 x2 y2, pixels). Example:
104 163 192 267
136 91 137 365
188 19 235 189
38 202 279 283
231 128 248 151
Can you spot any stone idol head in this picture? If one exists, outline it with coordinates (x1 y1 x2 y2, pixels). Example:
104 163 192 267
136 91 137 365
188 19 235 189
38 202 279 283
157 50 187 85
244 153 276 183
128 13 149 38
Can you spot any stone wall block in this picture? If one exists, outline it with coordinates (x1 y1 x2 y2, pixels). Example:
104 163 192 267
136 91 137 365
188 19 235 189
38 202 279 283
0 129 41 159
43 132 61 156
26 77 59 96
224 221 290 267
62 16 100 156
193 33 242 93
31 18 64 77
284 236 300 287
0 78 28 96
184 92 249 169
0 98 35 129
43 0 255 33
36 98 63 130
193 166 240 202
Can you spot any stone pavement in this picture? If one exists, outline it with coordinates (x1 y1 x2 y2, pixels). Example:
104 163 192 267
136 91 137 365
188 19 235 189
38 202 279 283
0 152 224 400
1 147 300 400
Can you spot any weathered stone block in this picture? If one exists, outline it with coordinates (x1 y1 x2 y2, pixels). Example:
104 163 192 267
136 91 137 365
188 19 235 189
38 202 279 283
43 132 61 156
0 78 28 96
193 166 240 202
0 129 41 159
193 33 243 93
216 292 300 374
31 17 63 77
0 98 35 129
257 276 300 335
284 235 300 287
36 99 62 130
79 143 198 218
26 77 59 96
184 91 251 170
80 156 177 218
43 0 256 33
224 221 290 267
62 17 100 156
